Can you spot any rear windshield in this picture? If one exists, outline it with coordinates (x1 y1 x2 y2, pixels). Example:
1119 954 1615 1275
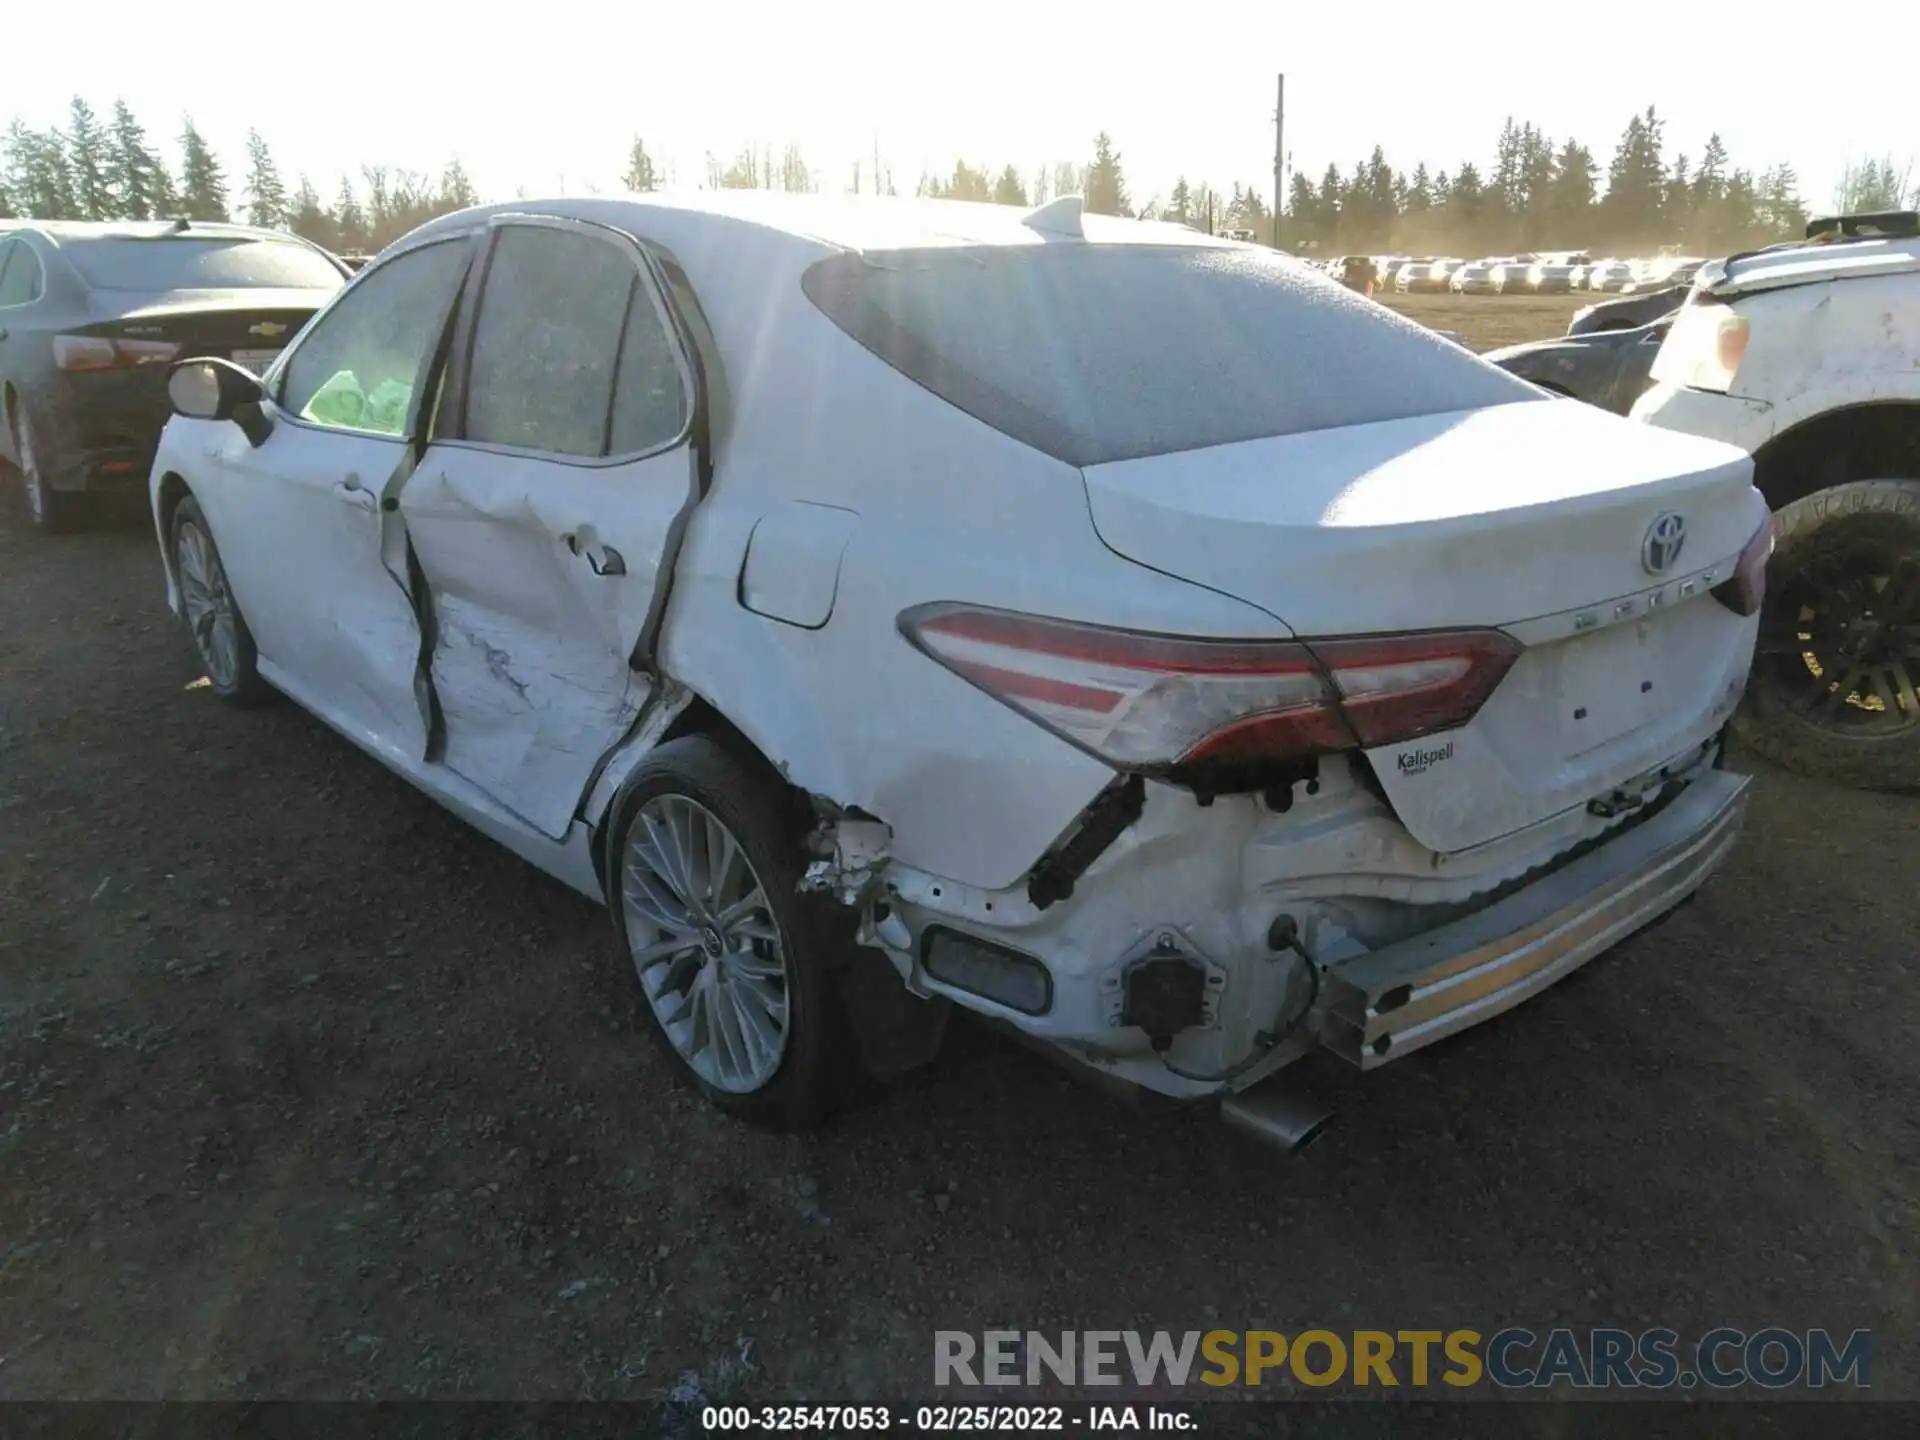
62 237 344 292
802 245 1538 466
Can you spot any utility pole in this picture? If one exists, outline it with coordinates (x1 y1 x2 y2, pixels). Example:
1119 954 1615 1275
1272 73 1285 250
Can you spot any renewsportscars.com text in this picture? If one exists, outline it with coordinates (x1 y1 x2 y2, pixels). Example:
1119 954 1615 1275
934 1328 1872 1391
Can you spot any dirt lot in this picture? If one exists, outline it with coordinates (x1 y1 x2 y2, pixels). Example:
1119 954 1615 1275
2 296 1916 1408
1382 291 1593 350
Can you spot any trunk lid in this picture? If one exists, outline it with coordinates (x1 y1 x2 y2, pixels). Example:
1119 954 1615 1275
1081 399 1765 852
85 288 327 373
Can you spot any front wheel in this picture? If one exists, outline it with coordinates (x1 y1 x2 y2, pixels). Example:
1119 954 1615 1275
610 735 859 1129
171 496 272 705
1737 479 1920 790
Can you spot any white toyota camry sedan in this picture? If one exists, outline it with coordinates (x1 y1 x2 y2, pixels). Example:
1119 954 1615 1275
148 191 1771 1144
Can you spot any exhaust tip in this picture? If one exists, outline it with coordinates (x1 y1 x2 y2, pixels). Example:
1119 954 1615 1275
1220 1084 1334 1156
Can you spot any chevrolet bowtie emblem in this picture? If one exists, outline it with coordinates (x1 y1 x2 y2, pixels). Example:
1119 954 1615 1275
248 321 288 338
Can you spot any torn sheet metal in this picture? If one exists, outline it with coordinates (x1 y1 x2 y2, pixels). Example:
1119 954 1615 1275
800 814 894 906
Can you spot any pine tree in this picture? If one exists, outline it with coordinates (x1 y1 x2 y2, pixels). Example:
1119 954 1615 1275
1491 116 1524 217
1664 153 1693 239
1693 134 1728 204
178 119 228 221
332 178 368 253
1447 161 1486 252
243 129 287 228
67 98 112 220
1404 163 1433 215
621 136 658 193
1832 156 1911 215
1756 164 1807 240
5 121 76 218
286 176 332 248
1285 171 1319 247
992 164 1027 207
1547 139 1597 242
1167 176 1193 225
1315 164 1343 247
1084 132 1129 216
105 100 167 219
1230 185 1270 236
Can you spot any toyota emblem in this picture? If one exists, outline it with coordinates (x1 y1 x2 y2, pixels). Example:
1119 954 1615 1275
1642 512 1687 574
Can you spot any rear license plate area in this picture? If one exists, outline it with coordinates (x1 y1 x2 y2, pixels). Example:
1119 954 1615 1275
230 348 281 377
1552 622 1663 754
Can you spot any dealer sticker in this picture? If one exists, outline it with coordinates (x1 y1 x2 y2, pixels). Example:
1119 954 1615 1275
1394 740 1456 776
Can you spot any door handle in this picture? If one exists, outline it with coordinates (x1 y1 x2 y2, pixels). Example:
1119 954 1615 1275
335 479 377 511
564 534 626 576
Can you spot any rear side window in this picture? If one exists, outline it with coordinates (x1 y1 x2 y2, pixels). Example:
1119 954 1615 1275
803 245 1538 467
0 241 42 306
462 226 639 459
60 237 345 292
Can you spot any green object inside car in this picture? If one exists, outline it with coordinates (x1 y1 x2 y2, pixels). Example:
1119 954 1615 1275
300 370 413 435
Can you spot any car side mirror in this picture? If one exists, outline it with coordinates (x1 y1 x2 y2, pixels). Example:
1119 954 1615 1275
168 357 274 447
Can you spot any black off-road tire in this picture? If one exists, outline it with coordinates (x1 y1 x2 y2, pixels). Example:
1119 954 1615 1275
169 496 274 706
1736 479 1920 791
608 735 860 1130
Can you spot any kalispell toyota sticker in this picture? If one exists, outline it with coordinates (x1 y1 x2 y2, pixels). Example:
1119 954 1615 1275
1396 740 1456 776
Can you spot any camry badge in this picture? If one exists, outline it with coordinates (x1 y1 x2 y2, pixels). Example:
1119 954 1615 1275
1642 512 1687 575
248 321 288 338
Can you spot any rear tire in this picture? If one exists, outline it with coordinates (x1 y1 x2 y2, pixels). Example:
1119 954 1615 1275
170 496 272 705
609 735 859 1130
1736 479 1920 790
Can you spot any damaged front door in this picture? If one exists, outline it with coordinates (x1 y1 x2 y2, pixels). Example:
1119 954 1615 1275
398 217 702 840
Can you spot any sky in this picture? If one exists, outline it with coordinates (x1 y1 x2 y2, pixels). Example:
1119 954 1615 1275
9 2 1915 216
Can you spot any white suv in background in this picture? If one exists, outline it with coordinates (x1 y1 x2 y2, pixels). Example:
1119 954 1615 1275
1634 210 1920 789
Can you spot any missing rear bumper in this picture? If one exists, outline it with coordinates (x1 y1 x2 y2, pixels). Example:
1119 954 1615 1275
1317 769 1751 1068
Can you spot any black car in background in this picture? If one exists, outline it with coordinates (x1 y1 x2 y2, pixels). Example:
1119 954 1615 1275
1567 284 1688 335
0 219 347 532
1481 314 1674 415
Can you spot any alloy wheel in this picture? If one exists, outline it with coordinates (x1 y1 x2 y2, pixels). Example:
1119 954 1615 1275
622 795 791 1094
175 519 241 690
1755 547 1920 738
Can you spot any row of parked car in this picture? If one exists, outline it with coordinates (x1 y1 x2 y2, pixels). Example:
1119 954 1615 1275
3 196 1917 1156
1313 251 1709 296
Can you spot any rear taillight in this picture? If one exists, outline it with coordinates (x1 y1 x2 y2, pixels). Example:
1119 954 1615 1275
898 603 1521 774
53 335 181 373
1711 512 1775 617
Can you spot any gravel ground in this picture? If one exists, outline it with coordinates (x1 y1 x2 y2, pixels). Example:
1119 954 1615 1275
1 296 1914 1408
